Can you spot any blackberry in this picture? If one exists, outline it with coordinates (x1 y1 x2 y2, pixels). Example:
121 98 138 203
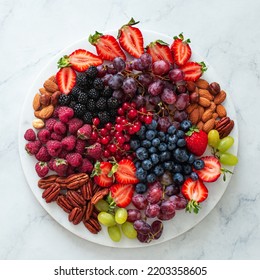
68 100 77 110
74 104 87 117
96 97 107 111
58 94 71 106
109 109 117 117
93 78 104 90
88 88 100 100
101 86 113 98
83 111 93 124
86 98 96 112
86 66 98 79
98 111 110 124
71 87 81 100
76 73 87 88
78 91 88 104
85 77 94 89
107 97 120 109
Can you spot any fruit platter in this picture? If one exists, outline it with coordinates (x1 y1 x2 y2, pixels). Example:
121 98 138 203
19 19 238 247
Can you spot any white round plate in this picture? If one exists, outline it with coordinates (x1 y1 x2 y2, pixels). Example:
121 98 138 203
19 30 238 248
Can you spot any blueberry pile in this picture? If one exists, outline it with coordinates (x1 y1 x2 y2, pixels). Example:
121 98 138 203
58 66 121 126
130 120 205 193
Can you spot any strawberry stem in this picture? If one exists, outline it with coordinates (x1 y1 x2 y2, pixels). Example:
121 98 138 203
88 31 103 45
186 200 201 214
57 55 71 68
199 61 207 72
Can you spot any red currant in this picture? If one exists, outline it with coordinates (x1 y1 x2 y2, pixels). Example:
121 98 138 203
117 107 124 116
115 124 124 132
90 131 98 141
103 150 110 158
123 143 131 151
127 109 138 119
105 122 113 130
109 144 117 153
117 136 125 145
100 128 108 136
122 102 130 111
101 137 110 145
92 117 100 126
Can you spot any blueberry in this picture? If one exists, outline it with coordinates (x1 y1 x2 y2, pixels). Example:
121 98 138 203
151 154 160 165
136 125 146 139
160 151 171 162
147 120 158 130
182 164 192 175
130 139 141 150
135 161 141 169
188 154 195 164
148 146 157 154
158 131 166 141
167 142 176 151
180 120 192 132
142 139 151 148
136 147 149 161
135 183 147 194
177 138 186 147
173 148 189 162
152 138 160 147
193 159 205 170
176 130 185 139
146 130 156 140
190 172 199 181
158 142 167 152
167 125 177 135
142 159 153 171
136 167 148 181
168 135 178 144
173 173 184 185
154 165 164 176
163 161 173 171
147 173 157 183
172 163 182 173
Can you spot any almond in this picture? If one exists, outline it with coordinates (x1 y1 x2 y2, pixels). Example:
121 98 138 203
39 87 52 97
186 103 198 114
199 97 211 107
202 108 213 122
189 108 200 125
40 94 51 106
38 104 54 119
212 112 219 119
195 79 209 89
209 101 216 112
203 119 215 133
197 121 204 130
186 81 196 92
32 118 45 129
48 75 56 83
198 106 205 120
44 79 59 93
216 104 227 118
214 90 226 104
198 89 213 101
32 93 41 111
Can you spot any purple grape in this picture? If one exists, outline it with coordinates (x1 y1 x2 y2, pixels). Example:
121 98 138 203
160 200 176 215
157 211 176 221
101 74 113 85
169 195 187 210
107 64 117 74
189 91 199 103
122 77 137 95
134 95 146 108
113 57 126 72
148 95 161 106
134 220 152 235
137 232 151 243
145 204 160 218
157 116 171 132
127 209 142 222
175 93 190 110
169 68 184 82
151 220 163 240
161 88 177 105
132 194 148 210
147 185 163 204
138 73 153 88
177 84 187 94
97 65 107 77
148 80 164 96
152 60 170 76
132 58 146 71
164 81 175 90
160 171 173 186
174 110 188 122
165 184 180 196
112 89 124 99
140 53 152 69
108 74 124 90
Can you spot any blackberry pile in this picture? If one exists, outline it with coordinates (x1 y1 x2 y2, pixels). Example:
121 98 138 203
58 66 121 126
130 120 205 194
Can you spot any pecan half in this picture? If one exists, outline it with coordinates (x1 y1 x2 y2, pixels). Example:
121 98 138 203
68 207 84 225
42 183 60 203
66 190 86 208
84 201 94 221
92 183 101 194
56 173 89 190
84 217 101 234
81 181 93 200
91 188 109 205
56 195 74 213
38 175 58 189
215 117 235 138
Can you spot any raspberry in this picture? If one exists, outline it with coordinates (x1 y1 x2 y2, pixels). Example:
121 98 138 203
61 135 77 151
77 124 92 140
67 165 76 176
52 158 68 177
25 140 42 155
85 142 102 160
58 149 69 159
78 158 93 173
24 129 36 141
37 129 51 144
48 158 55 171
75 139 87 154
53 105 61 118
51 132 63 141
53 121 67 135
66 153 83 167
46 140 62 157
58 106 74 123
45 118 57 132
35 161 49 178
35 146 51 162
67 118 84 135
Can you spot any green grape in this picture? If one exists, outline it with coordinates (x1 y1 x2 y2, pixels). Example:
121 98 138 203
95 199 109 212
115 208 128 224
108 225 121 242
121 221 137 239
98 212 116 227
220 152 238 166
217 136 234 152
208 129 220 148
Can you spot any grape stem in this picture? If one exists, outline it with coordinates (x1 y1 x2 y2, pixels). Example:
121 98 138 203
221 168 233 182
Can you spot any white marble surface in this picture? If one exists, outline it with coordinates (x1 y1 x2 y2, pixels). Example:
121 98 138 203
0 0 260 260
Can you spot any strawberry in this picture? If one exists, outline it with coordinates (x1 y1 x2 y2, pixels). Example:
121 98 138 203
56 67 76 95
111 159 139 184
146 40 174 64
91 161 113 187
118 18 144 58
89 31 126 61
195 156 221 182
110 183 134 208
179 61 207 81
181 178 208 213
171 33 191 66
185 127 208 156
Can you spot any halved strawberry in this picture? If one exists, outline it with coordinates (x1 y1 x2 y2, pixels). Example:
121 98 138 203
112 159 139 184
179 61 207 81
56 67 76 95
181 178 208 213
146 40 174 64
110 183 134 208
195 156 221 183
91 161 114 187
171 33 191 66
118 18 144 58
89 31 126 61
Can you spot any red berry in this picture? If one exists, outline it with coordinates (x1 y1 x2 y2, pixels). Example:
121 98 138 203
130 102 137 108
100 128 108 136
128 109 138 119
105 122 113 130
139 107 147 114
92 117 100 126
123 143 131 151
122 102 130 111
117 136 125 144
101 137 110 145
116 116 123 123
128 126 135 135
90 131 98 141
144 114 153 124
117 108 124 115
115 124 124 132
103 150 111 158
109 144 117 153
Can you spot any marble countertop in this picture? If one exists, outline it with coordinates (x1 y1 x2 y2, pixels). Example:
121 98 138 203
1 0 260 260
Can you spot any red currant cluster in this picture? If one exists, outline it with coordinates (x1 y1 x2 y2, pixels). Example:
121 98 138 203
90 102 153 161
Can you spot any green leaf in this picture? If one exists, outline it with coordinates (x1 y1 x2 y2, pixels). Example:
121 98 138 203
57 55 71 69
155 39 169 46
199 61 207 72
88 31 103 45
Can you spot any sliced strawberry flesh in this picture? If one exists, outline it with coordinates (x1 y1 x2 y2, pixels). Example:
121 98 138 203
115 159 139 184
179 61 204 81
147 41 174 63
56 67 76 95
171 38 191 66
110 184 134 208
195 156 221 182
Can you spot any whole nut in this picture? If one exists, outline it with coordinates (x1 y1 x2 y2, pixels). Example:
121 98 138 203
40 94 51 106
199 97 211 107
186 81 196 92
198 89 213 101
32 118 45 129
195 79 209 89
209 82 221 95
44 79 59 93
214 90 226 105
189 108 200 124
216 104 227 118
38 104 54 119
202 108 213 122
33 93 41 111
203 118 215 133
